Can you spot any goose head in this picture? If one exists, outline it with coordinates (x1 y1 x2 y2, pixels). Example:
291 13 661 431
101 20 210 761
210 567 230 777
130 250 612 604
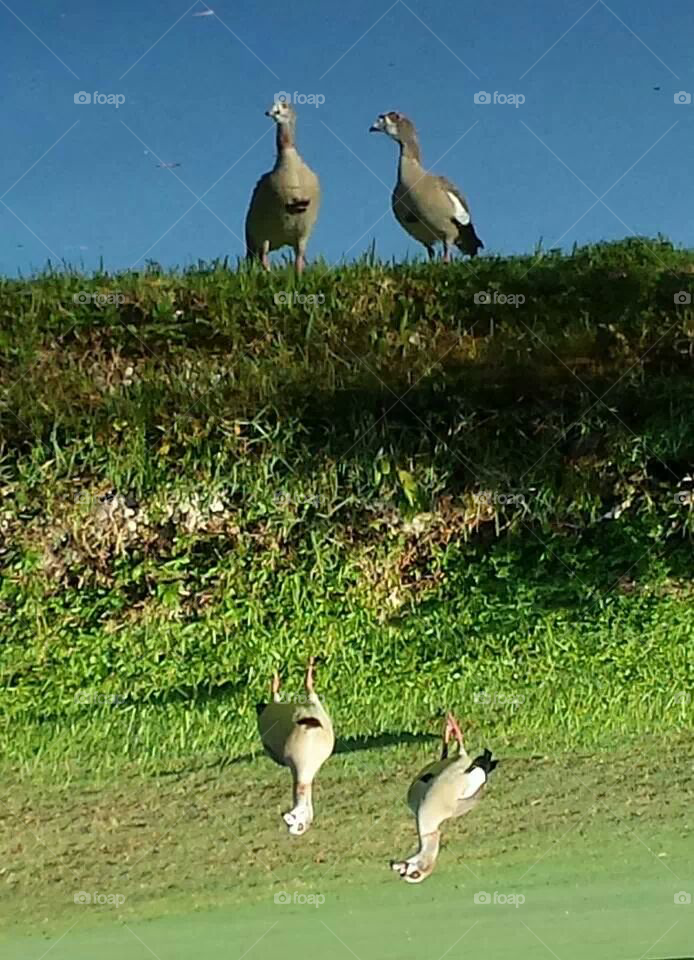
266 99 296 126
390 831 440 883
282 803 313 836
390 855 436 884
369 111 416 144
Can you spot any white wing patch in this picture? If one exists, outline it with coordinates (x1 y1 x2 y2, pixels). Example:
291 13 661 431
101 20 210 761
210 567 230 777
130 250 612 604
461 766 486 799
447 191 470 226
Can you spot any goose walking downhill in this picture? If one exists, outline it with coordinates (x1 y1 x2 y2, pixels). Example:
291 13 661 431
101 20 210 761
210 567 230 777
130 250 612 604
391 712 498 882
257 657 334 836
370 111 483 261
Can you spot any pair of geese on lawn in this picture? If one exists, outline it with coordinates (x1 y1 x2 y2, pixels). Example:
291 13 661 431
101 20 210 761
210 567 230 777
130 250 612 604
257 658 498 884
246 101 484 274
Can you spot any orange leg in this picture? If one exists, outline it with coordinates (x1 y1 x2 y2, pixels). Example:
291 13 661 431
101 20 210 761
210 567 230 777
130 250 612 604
305 656 315 695
440 715 452 759
446 712 465 751
261 240 271 271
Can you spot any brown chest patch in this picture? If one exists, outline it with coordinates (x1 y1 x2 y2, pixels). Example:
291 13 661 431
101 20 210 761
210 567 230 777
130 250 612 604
285 199 311 215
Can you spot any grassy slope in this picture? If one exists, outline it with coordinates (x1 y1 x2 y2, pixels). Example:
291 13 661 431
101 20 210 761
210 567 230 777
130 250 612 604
2 735 693 945
1 238 694 774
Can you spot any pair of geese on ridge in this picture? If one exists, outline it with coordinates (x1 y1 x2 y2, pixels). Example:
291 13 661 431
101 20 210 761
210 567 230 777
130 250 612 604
257 657 499 884
246 101 484 274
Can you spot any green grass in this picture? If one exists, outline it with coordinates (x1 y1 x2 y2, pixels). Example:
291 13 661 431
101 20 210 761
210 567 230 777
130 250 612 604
1 237 694 776
2 735 693 947
1 240 693 955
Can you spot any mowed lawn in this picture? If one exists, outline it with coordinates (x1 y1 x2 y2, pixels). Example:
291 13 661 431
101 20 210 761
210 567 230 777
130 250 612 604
2 733 693 958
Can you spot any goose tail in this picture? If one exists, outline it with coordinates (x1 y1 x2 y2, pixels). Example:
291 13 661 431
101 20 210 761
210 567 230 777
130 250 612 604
466 748 498 776
455 222 484 258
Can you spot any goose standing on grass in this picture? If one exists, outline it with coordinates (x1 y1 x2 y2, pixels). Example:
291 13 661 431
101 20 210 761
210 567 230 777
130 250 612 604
391 712 498 883
257 657 334 836
369 111 483 262
245 100 320 275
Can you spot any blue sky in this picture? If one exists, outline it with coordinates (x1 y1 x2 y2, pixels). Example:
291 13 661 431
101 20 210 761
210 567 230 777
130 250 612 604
0 0 692 275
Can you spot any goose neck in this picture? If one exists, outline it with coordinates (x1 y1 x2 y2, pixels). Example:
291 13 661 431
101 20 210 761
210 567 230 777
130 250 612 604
415 830 441 871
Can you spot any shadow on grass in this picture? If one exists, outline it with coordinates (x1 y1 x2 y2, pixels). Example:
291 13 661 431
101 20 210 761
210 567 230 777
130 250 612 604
203 730 441 774
334 731 439 754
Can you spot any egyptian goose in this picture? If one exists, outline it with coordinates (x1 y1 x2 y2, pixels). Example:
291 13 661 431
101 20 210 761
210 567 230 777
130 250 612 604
257 657 334 836
369 111 483 262
391 713 497 883
245 101 321 274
